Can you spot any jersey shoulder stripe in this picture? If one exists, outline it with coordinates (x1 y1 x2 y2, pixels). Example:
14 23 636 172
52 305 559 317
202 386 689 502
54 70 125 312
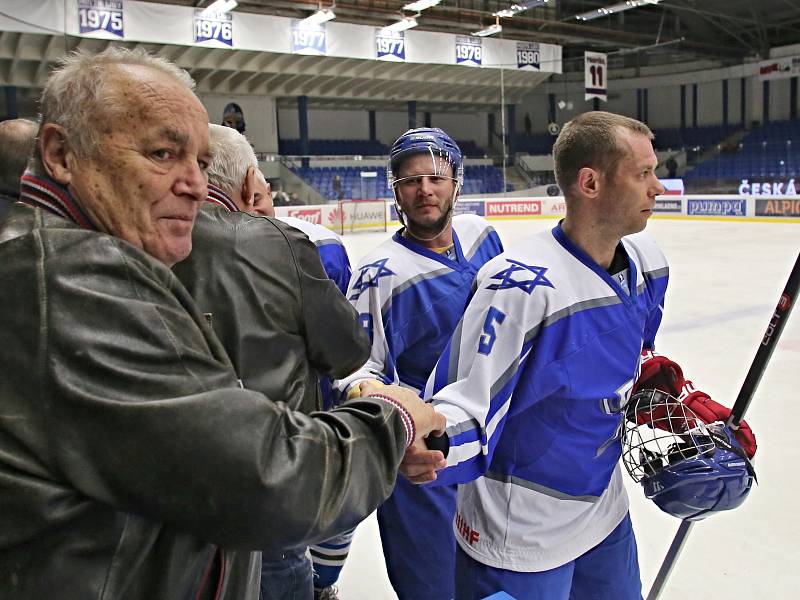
277 216 345 246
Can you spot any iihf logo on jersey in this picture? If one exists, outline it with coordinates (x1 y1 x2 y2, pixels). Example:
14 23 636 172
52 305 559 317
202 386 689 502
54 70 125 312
486 259 555 294
349 258 395 300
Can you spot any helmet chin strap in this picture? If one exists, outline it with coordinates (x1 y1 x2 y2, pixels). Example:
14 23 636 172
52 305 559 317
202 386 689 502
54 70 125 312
394 185 459 243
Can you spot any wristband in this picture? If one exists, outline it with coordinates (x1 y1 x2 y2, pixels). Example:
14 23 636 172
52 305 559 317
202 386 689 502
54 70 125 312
368 394 415 448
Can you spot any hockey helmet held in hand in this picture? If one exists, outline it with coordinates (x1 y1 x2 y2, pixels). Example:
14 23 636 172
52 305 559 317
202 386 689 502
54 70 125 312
622 389 755 521
387 127 464 189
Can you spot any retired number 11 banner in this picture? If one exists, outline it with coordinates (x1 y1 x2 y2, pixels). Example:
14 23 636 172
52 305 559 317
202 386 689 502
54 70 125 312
584 51 607 102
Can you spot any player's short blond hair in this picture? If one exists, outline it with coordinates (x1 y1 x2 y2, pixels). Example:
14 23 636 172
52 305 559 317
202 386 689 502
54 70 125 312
553 111 653 195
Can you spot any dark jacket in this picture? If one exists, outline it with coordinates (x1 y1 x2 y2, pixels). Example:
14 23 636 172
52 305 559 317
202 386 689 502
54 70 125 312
173 206 369 414
0 191 16 224
0 204 405 599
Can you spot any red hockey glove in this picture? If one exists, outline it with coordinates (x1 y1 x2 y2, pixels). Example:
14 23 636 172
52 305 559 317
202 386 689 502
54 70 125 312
679 382 757 459
631 350 757 458
632 350 686 396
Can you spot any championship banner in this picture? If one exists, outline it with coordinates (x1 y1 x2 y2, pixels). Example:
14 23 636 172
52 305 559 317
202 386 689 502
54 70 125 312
193 9 233 47
292 20 327 56
517 41 541 71
77 0 124 39
456 35 482 67
584 51 607 102
375 28 405 62
759 55 800 80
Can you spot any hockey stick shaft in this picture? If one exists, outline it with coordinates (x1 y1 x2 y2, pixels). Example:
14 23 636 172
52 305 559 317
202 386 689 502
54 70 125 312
646 520 693 600
728 251 799 427
647 251 800 600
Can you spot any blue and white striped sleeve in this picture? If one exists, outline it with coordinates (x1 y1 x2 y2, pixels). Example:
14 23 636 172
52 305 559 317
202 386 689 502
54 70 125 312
423 279 535 487
317 240 352 296
334 257 401 395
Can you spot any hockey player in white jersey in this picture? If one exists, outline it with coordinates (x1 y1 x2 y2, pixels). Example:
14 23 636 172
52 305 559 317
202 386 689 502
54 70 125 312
422 111 735 599
336 128 503 600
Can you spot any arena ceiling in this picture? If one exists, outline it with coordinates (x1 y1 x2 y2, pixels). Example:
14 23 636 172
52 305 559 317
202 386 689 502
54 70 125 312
177 0 800 65
1 1 799 113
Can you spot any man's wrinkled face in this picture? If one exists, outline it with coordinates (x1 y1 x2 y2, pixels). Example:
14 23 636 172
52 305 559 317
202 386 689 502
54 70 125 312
68 66 211 266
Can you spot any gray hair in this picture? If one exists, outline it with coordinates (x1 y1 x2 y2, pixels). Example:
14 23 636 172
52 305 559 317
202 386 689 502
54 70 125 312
0 118 37 195
33 47 195 170
207 123 258 196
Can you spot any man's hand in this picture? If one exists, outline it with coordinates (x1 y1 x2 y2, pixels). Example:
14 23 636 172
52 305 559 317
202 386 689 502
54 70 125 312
347 378 385 400
399 439 447 484
360 381 446 443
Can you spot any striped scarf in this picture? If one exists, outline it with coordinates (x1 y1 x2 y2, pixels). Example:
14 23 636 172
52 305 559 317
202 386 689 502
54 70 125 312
18 173 97 230
206 183 239 212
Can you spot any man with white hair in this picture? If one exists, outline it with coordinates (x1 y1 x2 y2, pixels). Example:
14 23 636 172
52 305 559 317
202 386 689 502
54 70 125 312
173 123 372 599
203 124 353 297
195 126 359 600
0 47 446 599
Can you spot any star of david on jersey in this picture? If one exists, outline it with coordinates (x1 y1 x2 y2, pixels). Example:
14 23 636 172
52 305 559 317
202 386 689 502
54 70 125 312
486 259 555 294
349 258 395 300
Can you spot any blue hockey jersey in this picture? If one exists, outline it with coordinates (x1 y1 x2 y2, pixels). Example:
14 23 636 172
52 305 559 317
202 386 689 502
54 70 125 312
338 214 503 394
278 216 352 295
424 223 669 572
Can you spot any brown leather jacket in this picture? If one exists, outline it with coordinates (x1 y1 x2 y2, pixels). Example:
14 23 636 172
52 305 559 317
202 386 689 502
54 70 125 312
0 204 405 599
173 206 368 414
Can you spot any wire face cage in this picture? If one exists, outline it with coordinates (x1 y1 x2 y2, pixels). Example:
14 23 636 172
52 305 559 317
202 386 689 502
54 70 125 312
622 389 718 486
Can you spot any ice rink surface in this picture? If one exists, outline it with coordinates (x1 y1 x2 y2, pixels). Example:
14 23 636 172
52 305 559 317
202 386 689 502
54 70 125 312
335 217 800 599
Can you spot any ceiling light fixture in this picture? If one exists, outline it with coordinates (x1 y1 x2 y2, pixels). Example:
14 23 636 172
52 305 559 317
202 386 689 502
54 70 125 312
494 0 549 18
298 8 336 27
200 0 237 17
575 0 661 22
472 17 502 37
384 16 418 32
403 0 442 11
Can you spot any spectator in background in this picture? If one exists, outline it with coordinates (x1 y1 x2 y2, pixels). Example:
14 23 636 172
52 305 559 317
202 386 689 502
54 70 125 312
272 183 292 207
665 155 678 179
524 112 532 136
0 118 37 221
222 101 246 134
289 191 301 205
332 174 344 200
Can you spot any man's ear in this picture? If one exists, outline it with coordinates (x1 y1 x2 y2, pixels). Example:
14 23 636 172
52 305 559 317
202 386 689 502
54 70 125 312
575 166 601 200
40 123 75 185
240 166 256 210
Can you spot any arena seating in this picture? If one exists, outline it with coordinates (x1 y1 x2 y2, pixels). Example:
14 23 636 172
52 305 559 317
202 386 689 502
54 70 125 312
278 138 389 156
684 119 800 180
651 124 738 152
455 139 488 158
290 164 508 200
279 137 487 158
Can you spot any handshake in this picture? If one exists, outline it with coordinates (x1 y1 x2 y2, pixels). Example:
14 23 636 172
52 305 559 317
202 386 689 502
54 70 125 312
351 379 448 484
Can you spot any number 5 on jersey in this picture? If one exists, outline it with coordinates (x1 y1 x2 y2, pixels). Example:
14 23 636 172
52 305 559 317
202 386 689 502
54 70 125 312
478 307 506 356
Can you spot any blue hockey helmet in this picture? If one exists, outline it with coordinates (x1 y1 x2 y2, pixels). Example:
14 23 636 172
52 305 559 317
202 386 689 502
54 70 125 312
387 127 464 190
622 389 755 521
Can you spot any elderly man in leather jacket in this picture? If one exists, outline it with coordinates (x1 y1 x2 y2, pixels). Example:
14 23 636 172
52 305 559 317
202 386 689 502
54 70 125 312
172 124 367 599
0 47 446 599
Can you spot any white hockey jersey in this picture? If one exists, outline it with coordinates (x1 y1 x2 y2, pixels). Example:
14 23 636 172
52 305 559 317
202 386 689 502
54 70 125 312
338 214 503 394
424 223 669 572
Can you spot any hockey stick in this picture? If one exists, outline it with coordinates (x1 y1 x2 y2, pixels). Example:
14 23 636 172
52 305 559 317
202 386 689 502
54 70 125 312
646 251 800 600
